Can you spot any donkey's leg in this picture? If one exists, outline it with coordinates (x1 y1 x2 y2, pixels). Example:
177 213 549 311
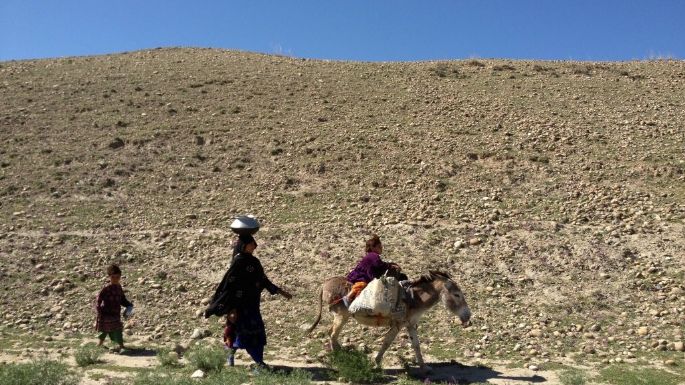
407 323 431 373
374 325 400 367
329 312 349 350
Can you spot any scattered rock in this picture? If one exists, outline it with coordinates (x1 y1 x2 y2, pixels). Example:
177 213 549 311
108 137 125 149
190 328 208 340
174 342 190 355
299 323 312 331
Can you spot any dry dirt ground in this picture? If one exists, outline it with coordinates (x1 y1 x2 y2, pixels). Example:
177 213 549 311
1 48 684 384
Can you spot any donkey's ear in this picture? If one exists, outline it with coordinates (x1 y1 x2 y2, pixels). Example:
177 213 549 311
432 270 451 279
427 270 445 279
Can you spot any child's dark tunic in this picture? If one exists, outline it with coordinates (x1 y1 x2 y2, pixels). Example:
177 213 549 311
95 283 132 332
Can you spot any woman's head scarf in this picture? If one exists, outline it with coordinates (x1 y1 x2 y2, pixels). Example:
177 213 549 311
232 233 256 256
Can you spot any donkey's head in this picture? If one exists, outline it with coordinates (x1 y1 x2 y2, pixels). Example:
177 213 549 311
418 270 471 327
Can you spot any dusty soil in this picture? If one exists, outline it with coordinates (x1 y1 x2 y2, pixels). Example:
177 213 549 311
1 48 684 383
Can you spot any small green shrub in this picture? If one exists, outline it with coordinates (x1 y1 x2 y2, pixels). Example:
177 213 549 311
466 59 485 67
532 64 549 72
0 360 80 385
559 368 588 385
433 64 449 78
130 371 194 385
186 344 226 373
204 367 251 385
327 348 383 384
492 64 516 71
156 348 180 367
599 365 681 385
127 367 255 385
431 64 466 79
252 367 312 385
74 343 104 367
571 64 593 76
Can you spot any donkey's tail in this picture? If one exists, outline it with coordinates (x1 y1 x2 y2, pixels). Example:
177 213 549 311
305 286 324 335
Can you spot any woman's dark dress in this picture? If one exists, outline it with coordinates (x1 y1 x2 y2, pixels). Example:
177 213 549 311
205 252 279 349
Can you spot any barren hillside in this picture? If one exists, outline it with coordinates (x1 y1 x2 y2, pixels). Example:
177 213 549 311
1 48 684 382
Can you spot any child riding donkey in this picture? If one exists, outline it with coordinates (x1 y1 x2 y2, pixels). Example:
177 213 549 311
341 234 407 307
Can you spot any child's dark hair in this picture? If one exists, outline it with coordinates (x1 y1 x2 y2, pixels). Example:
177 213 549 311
365 234 381 252
107 264 122 276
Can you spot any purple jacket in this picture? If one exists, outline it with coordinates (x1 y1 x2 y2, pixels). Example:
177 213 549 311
346 252 391 283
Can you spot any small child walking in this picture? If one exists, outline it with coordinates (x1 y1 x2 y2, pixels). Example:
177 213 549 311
223 308 238 366
95 264 133 352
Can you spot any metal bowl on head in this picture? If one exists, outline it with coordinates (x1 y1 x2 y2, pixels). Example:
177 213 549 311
230 215 261 235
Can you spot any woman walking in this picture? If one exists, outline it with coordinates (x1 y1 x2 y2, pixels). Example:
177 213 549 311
205 233 292 369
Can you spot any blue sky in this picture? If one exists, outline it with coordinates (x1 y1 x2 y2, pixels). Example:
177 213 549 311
1 1 684 62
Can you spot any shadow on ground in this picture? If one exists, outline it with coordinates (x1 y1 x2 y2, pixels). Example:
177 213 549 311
269 361 546 384
119 346 158 357
390 361 547 384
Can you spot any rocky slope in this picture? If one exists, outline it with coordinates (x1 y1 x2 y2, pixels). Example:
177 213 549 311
0 48 683 369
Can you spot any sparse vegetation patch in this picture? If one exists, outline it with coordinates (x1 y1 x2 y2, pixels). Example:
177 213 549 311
0 360 80 385
186 344 226 373
74 343 104 367
327 347 383 384
599 365 681 385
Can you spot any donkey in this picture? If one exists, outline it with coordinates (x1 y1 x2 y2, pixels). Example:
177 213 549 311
307 270 471 372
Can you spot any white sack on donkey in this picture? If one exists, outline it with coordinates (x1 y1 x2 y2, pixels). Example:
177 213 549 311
348 275 405 318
